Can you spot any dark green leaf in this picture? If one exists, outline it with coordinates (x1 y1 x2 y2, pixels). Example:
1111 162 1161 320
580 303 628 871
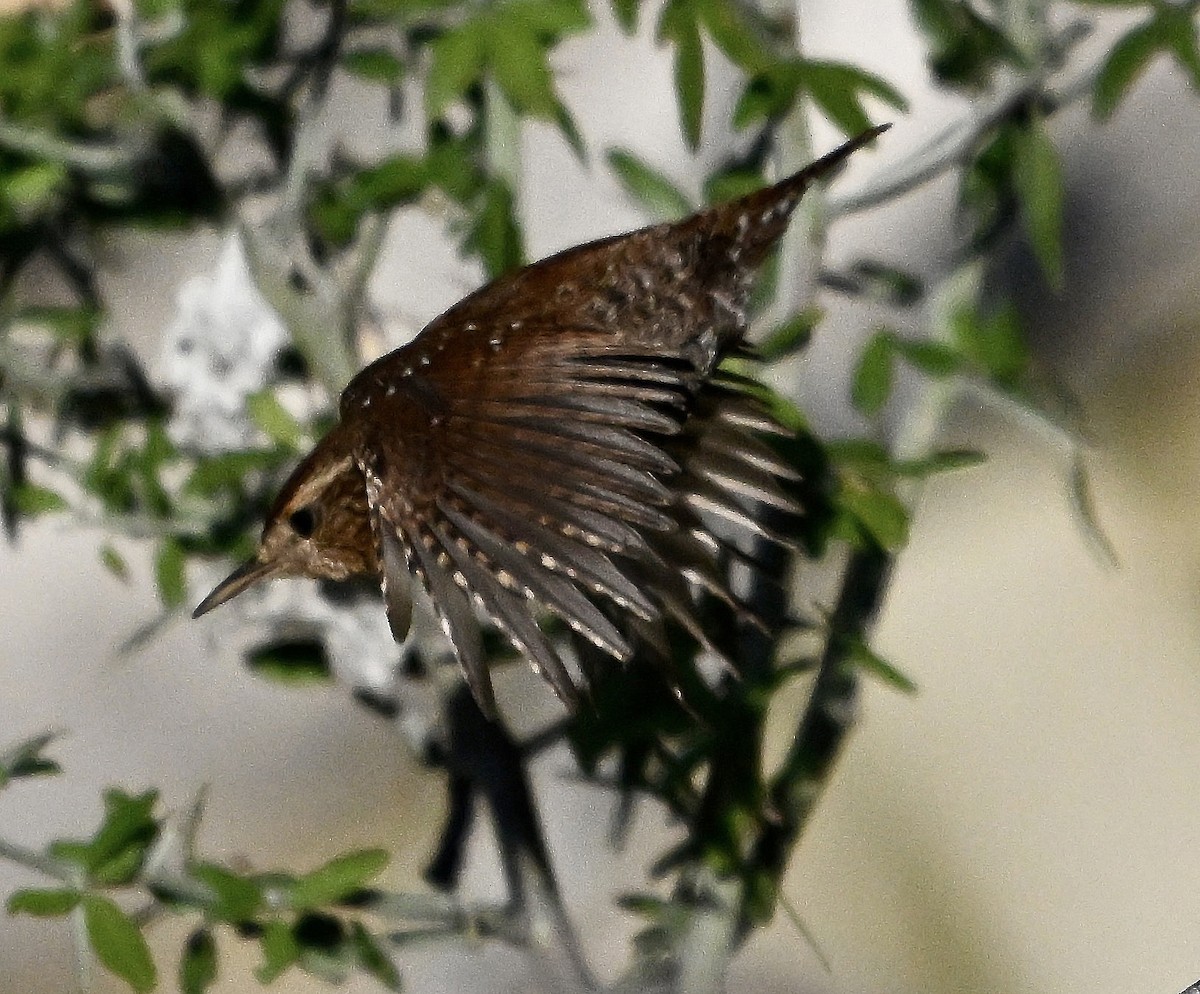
733 62 802 129
611 0 639 32
192 864 263 923
155 538 187 609
757 307 822 362
7 888 80 917
465 177 525 279
1092 19 1164 119
1162 7 1200 87
659 0 705 149
342 49 405 84
350 923 402 991
851 330 897 415
606 150 694 220
1012 115 1064 289
83 895 157 994
246 638 332 685
0 731 61 787
843 636 917 693
180 928 218 994
289 849 389 909
697 0 773 75
12 483 68 517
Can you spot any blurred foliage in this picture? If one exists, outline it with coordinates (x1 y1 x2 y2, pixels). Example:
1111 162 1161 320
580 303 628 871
0 0 1197 990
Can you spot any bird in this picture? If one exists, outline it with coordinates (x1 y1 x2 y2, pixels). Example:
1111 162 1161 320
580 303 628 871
193 125 888 718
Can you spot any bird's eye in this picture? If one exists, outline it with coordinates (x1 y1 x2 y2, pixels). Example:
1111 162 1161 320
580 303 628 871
288 506 318 538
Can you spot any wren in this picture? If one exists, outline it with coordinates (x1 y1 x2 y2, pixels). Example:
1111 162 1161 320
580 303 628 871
193 125 888 716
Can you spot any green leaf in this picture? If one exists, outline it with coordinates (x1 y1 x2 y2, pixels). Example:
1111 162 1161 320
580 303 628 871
892 338 963 377
843 636 917 693
2 162 68 218
1012 115 1064 289
288 849 389 910
659 0 705 149
155 537 187 609
890 449 986 477
246 639 332 685
465 177 525 279
180 928 218 994
342 49 405 84
12 483 68 517
83 895 157 994
606 150 694 220
350 923 402 991
506 0 590 35
246 390 304 450
1162 6 1200 88
696 0 773 75
1093 19 1166 119
611 0 639 32
87 789 160 885
798 60 907 136
0 731 61 787
100 544 130 582
489 21 558 119
7 888 81 917
949 304 1029 387
757 307 822 362
851 330 897 415
837 480 909 550
256 919 300 983
425 24 486 120
192 864 264 923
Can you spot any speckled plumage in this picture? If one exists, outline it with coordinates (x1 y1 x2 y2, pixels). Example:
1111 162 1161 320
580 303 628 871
193 126 886 716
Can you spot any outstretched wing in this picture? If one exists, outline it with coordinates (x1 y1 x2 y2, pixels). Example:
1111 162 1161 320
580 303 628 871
351 321 801 716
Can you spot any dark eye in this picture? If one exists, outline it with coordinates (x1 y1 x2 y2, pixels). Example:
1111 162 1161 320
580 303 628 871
288 506 318 538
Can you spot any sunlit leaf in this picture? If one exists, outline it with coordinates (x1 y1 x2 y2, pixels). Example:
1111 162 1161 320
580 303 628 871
83 895 157 994
1093 19 1164 119
7 888 80 917
12 483 68 517
288 849 389 909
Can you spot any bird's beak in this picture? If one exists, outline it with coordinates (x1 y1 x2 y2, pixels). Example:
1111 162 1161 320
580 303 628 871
192 558 278 619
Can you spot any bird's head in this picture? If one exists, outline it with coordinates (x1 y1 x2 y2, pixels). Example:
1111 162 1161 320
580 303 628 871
192 424 377 619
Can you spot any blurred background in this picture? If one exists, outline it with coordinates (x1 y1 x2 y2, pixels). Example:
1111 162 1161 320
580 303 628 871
2 1 1200 992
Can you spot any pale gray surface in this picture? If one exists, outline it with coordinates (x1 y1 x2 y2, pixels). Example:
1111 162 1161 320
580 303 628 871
3 2 1200 993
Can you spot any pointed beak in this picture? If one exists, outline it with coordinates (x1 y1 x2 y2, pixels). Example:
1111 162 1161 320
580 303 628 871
192 558 279 619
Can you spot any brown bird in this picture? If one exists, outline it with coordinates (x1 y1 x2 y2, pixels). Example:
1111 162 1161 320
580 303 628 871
193 125 887 716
